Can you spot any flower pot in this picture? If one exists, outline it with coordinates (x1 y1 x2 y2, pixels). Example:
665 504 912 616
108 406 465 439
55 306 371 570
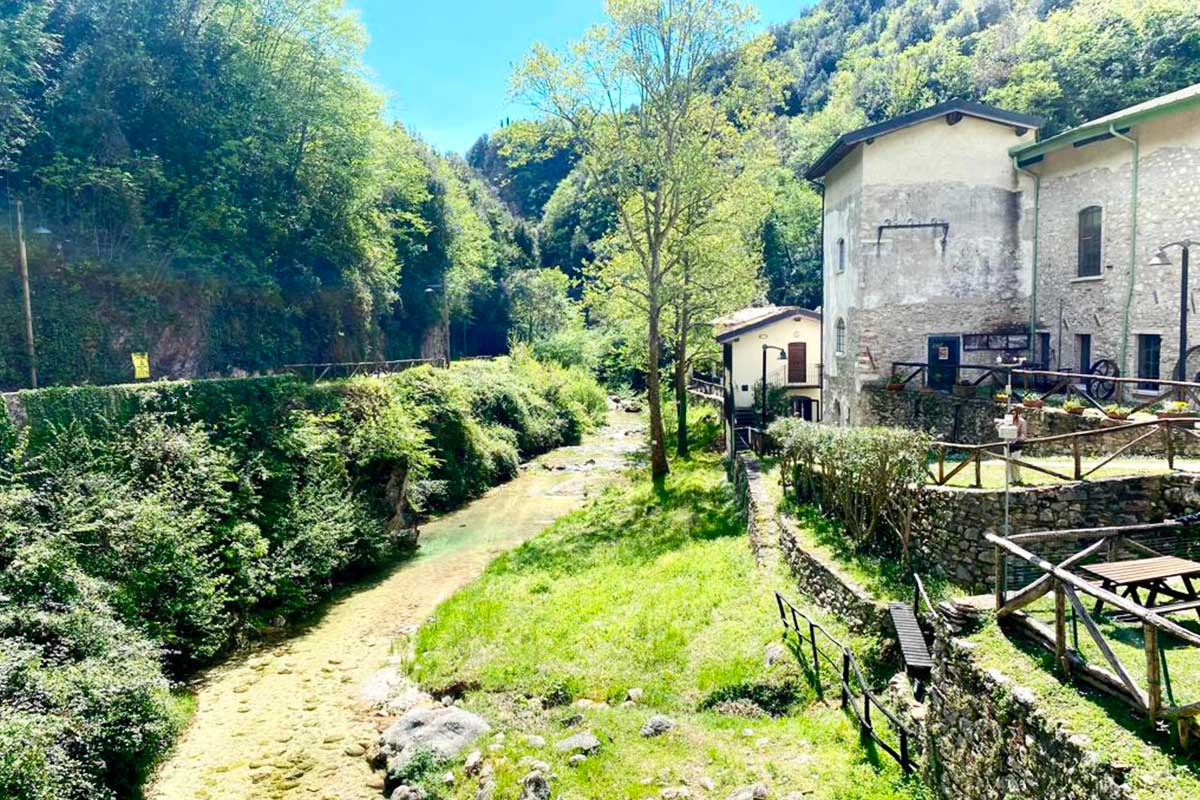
1022 399 1044 409
887 383 905 392
1106 414 1130 421
1157 411 1191 420
1065 408 1084 415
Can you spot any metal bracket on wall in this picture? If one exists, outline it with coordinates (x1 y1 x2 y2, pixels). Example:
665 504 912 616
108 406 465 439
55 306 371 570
876 218 950 250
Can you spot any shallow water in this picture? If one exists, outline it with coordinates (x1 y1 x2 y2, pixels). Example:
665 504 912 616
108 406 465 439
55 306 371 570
145 411 641 800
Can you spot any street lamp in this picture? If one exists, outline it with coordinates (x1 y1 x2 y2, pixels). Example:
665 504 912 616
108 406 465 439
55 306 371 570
1149 239 1196 389
761 344 787 430
425 281 451 366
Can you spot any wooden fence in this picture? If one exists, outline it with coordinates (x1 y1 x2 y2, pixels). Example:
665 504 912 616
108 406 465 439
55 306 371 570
988 524 1200 746
928 417 1200 487
774 591 918 772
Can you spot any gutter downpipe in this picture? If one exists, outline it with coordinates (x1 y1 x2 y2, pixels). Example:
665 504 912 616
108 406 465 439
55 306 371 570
1110 124 1139 402
1013 157 1041 365
810 177 826 422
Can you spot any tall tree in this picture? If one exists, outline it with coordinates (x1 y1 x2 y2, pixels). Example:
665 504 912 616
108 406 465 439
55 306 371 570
514 0 755 478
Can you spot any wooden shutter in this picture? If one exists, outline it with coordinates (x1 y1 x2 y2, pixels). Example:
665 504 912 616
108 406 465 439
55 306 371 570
787 342 807 384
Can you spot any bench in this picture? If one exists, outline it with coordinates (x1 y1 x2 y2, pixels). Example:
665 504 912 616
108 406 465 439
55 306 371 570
889 602 933 682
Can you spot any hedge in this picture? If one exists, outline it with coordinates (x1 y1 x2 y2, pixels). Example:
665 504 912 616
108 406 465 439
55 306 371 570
770 418 930 559
0 354 605 800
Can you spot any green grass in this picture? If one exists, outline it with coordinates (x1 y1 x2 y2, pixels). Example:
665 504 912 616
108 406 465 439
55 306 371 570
409 454 926 800
966 619 1200 799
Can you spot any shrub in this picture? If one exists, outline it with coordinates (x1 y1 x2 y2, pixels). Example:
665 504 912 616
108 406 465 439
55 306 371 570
771 419 930 559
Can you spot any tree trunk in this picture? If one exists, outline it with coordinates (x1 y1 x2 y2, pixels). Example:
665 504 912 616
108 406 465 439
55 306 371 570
647 301 670 479
674 313 689 458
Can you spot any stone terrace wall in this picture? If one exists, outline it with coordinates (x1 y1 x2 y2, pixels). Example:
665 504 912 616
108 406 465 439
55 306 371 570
917 637 1135 800
731 452 889 635
863 384 1200 456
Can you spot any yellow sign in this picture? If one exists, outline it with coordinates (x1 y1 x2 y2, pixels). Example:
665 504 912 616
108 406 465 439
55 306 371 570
131 352 150 380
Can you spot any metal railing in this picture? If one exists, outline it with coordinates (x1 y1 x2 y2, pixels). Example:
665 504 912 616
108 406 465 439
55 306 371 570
733 426 778 457
774 592 918 773
279 358 443 381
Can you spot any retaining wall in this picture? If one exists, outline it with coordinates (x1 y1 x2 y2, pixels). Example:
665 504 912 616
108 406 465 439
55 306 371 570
862 384 1200 456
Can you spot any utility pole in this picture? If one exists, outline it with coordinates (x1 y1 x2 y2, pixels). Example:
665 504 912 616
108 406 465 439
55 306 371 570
441 282 451 367
15 200 37 389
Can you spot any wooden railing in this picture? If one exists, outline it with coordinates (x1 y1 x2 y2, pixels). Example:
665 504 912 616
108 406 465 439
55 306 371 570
775 592 918 772
687 376 723 399
928 417 1200 487
988 524 1200 744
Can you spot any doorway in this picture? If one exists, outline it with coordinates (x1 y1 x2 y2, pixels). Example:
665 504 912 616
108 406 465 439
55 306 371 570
927 336 960 391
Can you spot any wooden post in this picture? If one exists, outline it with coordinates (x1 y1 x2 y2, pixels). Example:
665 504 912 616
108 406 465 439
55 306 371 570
974 449 982 488
937 448 945 484
1163 423 1176 471
994 545 1006 609
1054 580 1068 672
1072 437 1082 480
1145 623 1162 723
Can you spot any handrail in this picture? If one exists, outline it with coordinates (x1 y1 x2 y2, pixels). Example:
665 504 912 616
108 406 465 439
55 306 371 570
937 416 1199 453
774 591 916 772
986 532 1200 648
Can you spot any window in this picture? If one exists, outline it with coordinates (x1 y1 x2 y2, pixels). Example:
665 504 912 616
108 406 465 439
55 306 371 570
1077 206 1102 277
834 318 846 356
1076 334 1092 374
837 238 846 273
787 342 807 384
1137 334 1161 390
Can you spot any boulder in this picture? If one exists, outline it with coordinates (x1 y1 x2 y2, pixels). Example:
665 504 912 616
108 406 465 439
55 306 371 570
520 771 552 800
389 787 427 800
554 730 601 754
727 784 768 800
639 715 675 738
378 706 490 783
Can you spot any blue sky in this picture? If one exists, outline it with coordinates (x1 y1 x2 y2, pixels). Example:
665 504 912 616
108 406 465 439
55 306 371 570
347 1 813 155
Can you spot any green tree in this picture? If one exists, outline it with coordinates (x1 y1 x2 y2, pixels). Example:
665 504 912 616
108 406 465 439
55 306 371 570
515 0 756 478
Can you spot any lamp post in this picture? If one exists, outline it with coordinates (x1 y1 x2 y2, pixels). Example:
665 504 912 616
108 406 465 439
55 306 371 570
13 200 42 389
425 281 451 366
760 344 787 430
1149 239 1195 394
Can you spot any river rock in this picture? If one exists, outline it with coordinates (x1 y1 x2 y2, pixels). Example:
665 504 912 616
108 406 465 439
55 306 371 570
640 715 675 738
520 771 551 800
727 784 768 800
554 730 601 754
377 706 490 787
389 787 427 800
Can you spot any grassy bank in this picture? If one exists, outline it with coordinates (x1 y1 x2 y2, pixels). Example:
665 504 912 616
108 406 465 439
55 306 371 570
409 452 925 799
0 354 605 800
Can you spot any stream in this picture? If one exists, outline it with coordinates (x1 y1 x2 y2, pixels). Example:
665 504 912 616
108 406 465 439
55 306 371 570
146 410 641 800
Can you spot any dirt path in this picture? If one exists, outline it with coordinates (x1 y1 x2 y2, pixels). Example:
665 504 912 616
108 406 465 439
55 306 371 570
146 410 640 800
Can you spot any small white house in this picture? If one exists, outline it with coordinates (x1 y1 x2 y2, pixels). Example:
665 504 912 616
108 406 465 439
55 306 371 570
714 305 823 425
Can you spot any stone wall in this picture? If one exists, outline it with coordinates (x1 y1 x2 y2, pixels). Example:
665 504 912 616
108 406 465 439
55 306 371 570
916 473 1200 592
862 384 1200 456
905 637 1135 800
731 452 889 635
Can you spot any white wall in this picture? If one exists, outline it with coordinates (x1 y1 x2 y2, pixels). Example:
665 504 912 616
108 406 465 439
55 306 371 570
724 314 821 410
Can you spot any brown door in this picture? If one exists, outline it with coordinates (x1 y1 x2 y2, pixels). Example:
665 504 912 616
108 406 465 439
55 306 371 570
787 342 807 384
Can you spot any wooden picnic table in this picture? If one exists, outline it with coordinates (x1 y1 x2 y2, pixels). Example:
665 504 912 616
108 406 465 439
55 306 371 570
1080 555 1200 616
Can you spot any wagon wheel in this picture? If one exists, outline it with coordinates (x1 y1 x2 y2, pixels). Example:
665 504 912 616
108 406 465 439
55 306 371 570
1086 359 1119 401
1174 345 1200 384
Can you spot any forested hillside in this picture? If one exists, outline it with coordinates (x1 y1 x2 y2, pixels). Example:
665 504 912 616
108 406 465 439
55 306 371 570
474 0 1200 327
0 0 540 389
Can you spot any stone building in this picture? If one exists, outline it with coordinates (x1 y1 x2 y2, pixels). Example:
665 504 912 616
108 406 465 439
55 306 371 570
808 85 1200 424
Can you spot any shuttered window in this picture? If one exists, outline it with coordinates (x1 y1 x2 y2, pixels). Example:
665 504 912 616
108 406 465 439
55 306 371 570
787 342 807 384
1078 206 1102 277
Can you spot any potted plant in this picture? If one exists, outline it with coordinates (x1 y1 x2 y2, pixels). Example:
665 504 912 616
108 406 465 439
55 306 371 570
994 392 1010 405
1157 400 1192 419
1022 396 1045 410
1062 398 1085 415
952 379 975 398
1104 404 1131 421
886 371 906 391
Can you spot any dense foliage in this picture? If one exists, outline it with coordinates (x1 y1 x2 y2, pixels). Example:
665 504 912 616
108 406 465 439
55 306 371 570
0 0 540 389
771 419 930 559
0 357 604 800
